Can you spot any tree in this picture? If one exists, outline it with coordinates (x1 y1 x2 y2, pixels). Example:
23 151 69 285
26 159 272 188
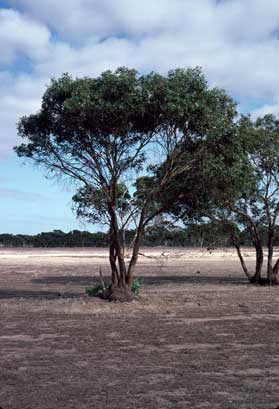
15 66 237 300
226 115 279 284
153 102 256 271
163 113 279 284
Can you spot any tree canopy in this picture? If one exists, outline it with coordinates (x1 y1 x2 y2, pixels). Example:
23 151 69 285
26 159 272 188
15 66 254 299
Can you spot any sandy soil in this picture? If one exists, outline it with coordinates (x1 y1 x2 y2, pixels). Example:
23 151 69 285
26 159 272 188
0 247 279 409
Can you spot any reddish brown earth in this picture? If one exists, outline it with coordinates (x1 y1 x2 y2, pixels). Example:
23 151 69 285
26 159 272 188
0 247 279 409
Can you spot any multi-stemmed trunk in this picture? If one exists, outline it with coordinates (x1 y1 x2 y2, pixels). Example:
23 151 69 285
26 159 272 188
229 211 278 285
105 202 146 301
232 210 264 283
230 227 273 285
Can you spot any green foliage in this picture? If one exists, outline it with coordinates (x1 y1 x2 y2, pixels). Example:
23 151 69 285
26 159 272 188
131 277 143 295
15 67 159 170
85 286 98 297
146 77 248 223
1 225 264 248
15 66 236 224
0 230 111 248
154 112 256 222
73 183 131 225
85 282 110 297
221 114 279 230
85 277 143 297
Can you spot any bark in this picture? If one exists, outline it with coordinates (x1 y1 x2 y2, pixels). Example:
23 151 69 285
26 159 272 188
233 241 251 280
272 258 279 285
109 241 118 287
267 227 274 283
234 209 263 282
108 203 127 286
127 209 146 287
244 221 263 282
252 237 263 283
106 187 160 299
227 224 251 280
106 199 136 301
106 232 135 302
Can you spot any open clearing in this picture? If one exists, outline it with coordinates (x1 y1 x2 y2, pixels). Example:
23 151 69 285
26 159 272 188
0 247 279 409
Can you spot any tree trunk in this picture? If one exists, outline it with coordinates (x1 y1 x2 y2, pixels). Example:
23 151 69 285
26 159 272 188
106 204 134 301
227 224 251 281
233 209 264 283
109 241 118 287
244 218 263 283
108 205 126 278
272 258 279 285
222 210 268 285
233 241 251 280
127 209 145 287
110 250 133 301
126 231 142 287
267 227 274 284
250 239 263 283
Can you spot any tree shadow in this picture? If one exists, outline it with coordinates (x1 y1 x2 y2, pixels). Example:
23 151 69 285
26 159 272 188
0 288 81 300
32 274 249 286
0 275 249 300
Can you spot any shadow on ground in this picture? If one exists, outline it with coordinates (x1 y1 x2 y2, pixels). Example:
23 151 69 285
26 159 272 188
0 276 249 300
32 274 249 286
0 289 81 300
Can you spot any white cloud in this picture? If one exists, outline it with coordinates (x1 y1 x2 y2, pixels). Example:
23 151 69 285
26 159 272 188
251 104 279 120
1 0 279 158
11 0 192 41
10 0 278 100
0 73 45 158
0 8 50 66
10 0 279 43
0 98 38 158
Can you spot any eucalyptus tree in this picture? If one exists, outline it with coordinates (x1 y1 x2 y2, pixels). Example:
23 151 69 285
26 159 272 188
209 115 279 285
227 114 279 284
15 66 237 300
163 113 279 284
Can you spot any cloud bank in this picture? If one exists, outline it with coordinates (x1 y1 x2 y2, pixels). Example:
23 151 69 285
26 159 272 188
0 0 278 157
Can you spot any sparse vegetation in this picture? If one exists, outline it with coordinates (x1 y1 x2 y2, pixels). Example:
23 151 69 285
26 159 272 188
85 282 110 297
131 277 143 295
86 277 143 298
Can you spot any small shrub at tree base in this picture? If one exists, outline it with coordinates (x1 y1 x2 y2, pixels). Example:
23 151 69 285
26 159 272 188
85 277 143 297
85 286 95 297
85 282 110 297
131 277 143 295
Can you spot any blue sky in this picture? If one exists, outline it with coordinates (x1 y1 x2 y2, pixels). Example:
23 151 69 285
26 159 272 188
0 159 88 234
0 0 278 234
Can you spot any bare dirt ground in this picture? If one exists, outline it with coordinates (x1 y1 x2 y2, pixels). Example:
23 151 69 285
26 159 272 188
0 247 279 409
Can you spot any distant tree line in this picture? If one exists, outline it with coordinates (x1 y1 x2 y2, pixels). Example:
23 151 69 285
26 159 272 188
2 223 279 249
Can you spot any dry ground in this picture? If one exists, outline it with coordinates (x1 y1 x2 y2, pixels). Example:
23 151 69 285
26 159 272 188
0 247 279 409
